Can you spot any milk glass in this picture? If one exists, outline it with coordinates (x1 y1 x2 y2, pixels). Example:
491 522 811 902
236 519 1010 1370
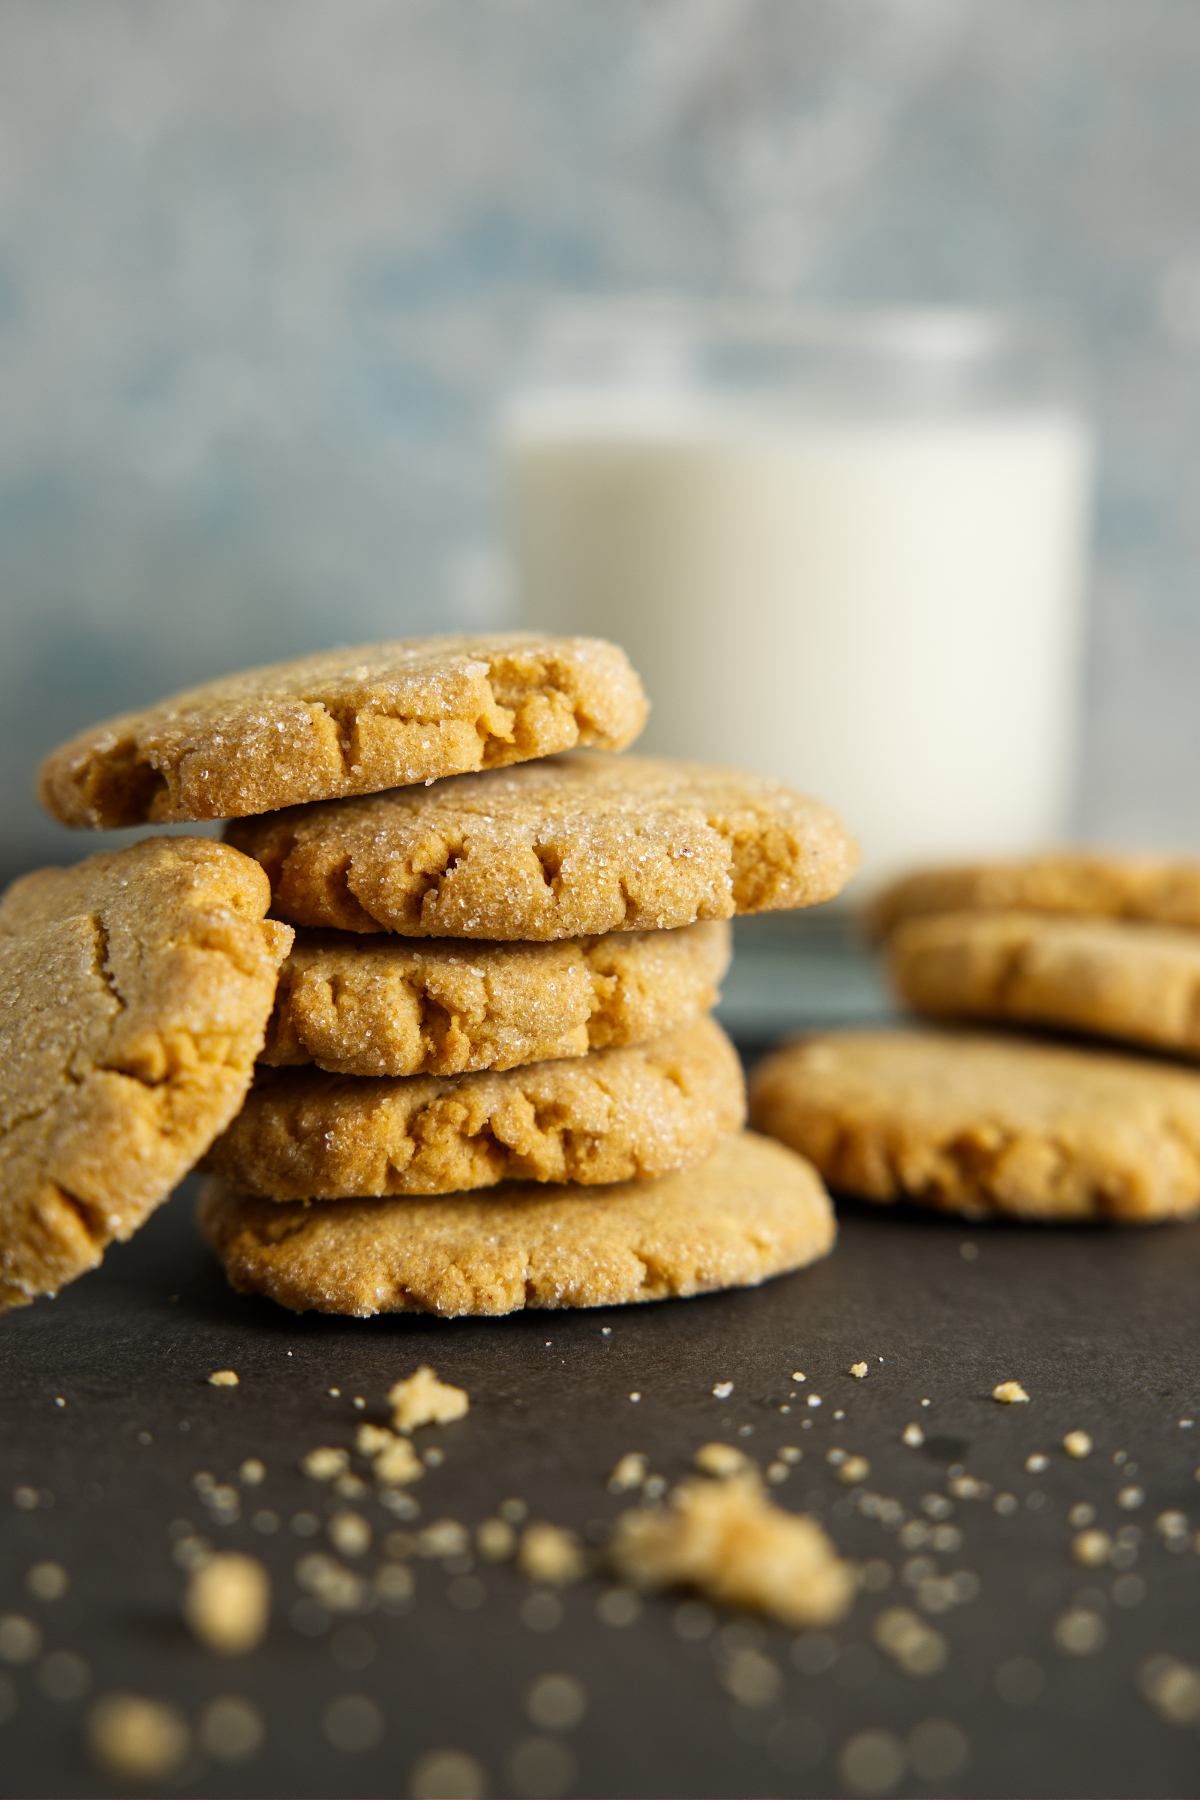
502 303 1093 891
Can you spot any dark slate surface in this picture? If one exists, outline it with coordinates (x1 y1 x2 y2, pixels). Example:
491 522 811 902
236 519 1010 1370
1 922 1199 1800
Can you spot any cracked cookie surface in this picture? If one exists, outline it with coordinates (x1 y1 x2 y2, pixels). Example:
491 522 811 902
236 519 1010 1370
0 837 293 1310
263 920 731 1077
197 1130 835 1317
888 909 1200 1057
226 751 856 940
38 633 648 828
749 1027 1200 1222
204 1015 745 1199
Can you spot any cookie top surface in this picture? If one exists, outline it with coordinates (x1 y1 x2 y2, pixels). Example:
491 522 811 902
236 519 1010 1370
38 634 648 829
889 909 1200 1057
749 1027 1200 1223
869 851 1200 938
205 1014 745 1199
263 919 731 1078
197 1130 835 1317
0 837 293 1310
226 751 857 940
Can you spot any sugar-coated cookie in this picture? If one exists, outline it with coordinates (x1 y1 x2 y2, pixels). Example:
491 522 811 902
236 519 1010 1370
749 1026 1200 1222
226 752 857 940
889 908 1200 1057
0 839 292 1310
263 920 731 1077
39 634 648 827
869 851 1200 939
197 1131 835 1317
205 1015 745 1199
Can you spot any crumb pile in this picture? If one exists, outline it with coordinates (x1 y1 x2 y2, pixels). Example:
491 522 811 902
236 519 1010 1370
750 850 1200 1223
19 632 856 1315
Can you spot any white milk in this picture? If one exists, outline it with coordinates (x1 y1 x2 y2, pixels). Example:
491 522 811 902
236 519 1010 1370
505 394 1092 889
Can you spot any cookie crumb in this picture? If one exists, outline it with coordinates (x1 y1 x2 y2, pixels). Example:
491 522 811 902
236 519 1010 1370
902 1424 925 1448
849 1363 869 1380
301 1447 349 1482
518 1523 587 1587
1063 1430 1093 1459
838 1456 870 1485
477 1519 516 1561
327 1512 371 1559
198 1695 264 1763
792 1372 806 1382
1025 1453 1049 1473
807 1394 822 1409
1053 1607 1107 1655
88 1695 191 1781
208 1370 239 1389
607 1453 648 1493
712 1382 733 1399
993 1382 1030 1405
183 1553 270 1655
694 1443 752 1479
388 1367 468 1434
611 1473 853 1628
1072 1529 1113 1567
25 1562 68 1602
1139 1656 1200 1725
873 1605 948 1675
629 1392 641 1403
356 1424 423 1484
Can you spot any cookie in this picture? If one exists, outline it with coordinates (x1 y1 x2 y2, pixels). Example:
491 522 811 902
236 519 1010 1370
0 838 293 1310
869 852 1200 939
749 1027 1200 1223
204 1015 745 1199
196 1130 836 1317
263 919 731 1078
226 751 857 940
38 634 648 829
888 909 1200 1057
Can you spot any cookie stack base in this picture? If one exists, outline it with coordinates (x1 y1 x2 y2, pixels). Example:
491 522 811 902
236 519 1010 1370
197 1131 836 1318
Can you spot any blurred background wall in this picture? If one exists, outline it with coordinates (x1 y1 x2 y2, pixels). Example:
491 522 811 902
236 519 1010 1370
1 0 1199 867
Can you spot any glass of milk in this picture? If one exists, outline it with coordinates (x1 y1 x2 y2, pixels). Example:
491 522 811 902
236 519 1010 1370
501 302 1093 892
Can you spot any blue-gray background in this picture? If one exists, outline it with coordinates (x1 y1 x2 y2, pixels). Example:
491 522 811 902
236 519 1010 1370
2 0 1198 867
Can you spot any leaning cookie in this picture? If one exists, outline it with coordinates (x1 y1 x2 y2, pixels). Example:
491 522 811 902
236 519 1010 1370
263 920 731 1077
197 1131 835 1318
889 909 1200 1058
38 633 648 828
226 752 857 940
204 1016 745 1199
0 839 292 1311
868 850 1200 939
749 1026 1200 1223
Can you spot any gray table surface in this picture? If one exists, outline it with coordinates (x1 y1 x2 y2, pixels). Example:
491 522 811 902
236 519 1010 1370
2 917 1199 1800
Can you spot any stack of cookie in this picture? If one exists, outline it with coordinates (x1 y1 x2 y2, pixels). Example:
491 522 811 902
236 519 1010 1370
750 851 1200 1228
22 632 857 1318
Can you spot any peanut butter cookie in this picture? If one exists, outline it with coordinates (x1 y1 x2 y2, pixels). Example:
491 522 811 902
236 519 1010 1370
38 634 648 828
749 1026 1200 1223
197 1131 835 1317
204 1015 745 1199
263 920 731 1077
869 852 1200 939
889 909 1200 1057
0 838 292 1310
226 752 856 940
